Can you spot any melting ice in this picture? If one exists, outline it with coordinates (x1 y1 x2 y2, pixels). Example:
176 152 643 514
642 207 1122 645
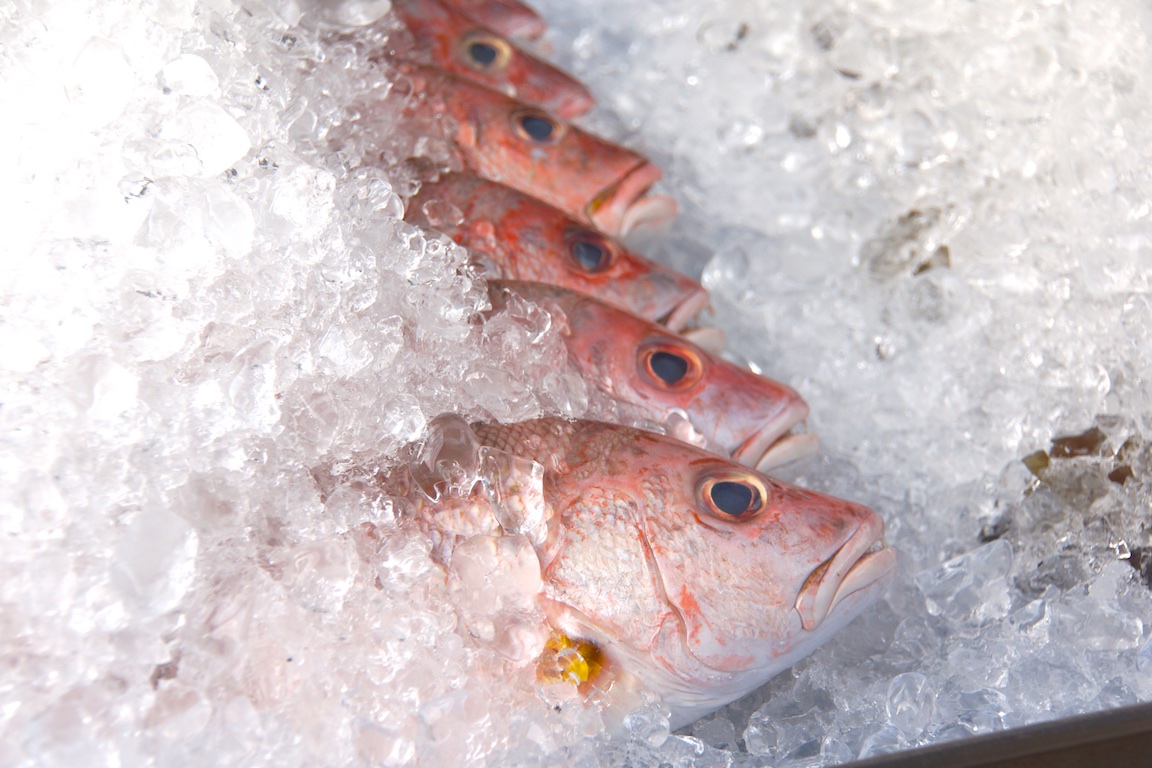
3 0 1152 766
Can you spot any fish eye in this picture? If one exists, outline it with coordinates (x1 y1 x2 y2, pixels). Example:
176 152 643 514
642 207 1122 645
698 473 768 520
565 229 616 273
458 33 512 73
638 340 703 390
513 109 563 144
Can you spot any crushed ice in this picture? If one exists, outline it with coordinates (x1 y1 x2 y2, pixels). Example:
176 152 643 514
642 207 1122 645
3 0 1152 765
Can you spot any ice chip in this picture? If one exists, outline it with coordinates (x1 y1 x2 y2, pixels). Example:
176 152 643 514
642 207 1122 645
886 672 936 738
159 54 220 97
110 508 199 617
857 724 906 759
915 540 1013 627
274 539 358 613
66 37 136 130
159 101 252 177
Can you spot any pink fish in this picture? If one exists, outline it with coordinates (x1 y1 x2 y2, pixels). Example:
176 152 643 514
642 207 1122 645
486 280 817 473
386 62 677 239
386 0 594 119
441 0 547 41
406 173 707 329
384 415 896 728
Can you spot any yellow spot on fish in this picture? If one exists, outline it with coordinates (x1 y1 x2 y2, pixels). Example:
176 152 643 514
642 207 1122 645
536 632 602 685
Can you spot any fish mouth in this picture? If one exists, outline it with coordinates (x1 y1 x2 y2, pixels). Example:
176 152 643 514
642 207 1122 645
795 514 896 631
730 398 818 475
662 287 712 333
586 160 676 238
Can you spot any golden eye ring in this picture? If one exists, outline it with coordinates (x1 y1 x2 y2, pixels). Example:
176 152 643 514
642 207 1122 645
637 339 704 390
697 471 769 520
458 32 513 74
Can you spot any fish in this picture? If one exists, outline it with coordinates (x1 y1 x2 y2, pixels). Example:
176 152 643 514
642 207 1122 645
386 0 594 119
383 414 897 729
406 173 707 329
485 279 818 474
441 0 547 41
385 62 677 239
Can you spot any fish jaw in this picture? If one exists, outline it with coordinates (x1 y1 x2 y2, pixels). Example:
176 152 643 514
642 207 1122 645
795 512 896 631
730 396 819 475
586 160 678 239
660 283 711 333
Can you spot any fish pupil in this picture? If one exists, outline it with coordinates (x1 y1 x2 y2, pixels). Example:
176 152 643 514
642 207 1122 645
572 239 607 270
711 481 756 516
468 41 499 66
520 114 556 142
649 351 689 384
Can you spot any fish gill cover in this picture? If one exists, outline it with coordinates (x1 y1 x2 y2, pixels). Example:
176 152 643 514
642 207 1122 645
1 0 1151 767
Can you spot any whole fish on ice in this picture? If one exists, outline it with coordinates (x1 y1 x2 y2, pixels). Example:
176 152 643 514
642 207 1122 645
407 173 708 329
384 0 594 118
380 415 896 729
485 280 818 473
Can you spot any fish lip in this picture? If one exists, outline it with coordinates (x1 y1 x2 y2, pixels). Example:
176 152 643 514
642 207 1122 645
795 514 894 631
730 397 814 472
662 287 711 332
586 160 665 237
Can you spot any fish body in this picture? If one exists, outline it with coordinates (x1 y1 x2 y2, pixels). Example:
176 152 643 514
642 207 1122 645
442 0 547 41
387 415 896 729
389 62 677 239
407 173 706 329
485 280 817 473
387 0 594 119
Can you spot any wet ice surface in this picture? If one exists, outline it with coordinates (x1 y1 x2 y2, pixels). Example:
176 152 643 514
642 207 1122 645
3 0 1152 766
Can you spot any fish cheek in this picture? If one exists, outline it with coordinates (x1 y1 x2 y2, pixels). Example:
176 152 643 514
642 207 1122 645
647 512 794 666
544 493 667 648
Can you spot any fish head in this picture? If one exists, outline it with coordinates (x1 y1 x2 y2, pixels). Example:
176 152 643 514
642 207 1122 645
486 281 813 473
473 419 896 729
390 0 594 118
401 64 675 239
409 175 707 326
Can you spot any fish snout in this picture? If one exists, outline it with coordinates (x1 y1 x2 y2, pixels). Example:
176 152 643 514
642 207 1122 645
706 370 816 475
793 508 896 631
587 160 676 239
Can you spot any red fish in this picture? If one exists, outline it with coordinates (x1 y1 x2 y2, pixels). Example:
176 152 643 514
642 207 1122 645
407 173 707 329
385 62 677 239
441 0 547 41
485 280 816 474
386 0 594 119
383 414 896 728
